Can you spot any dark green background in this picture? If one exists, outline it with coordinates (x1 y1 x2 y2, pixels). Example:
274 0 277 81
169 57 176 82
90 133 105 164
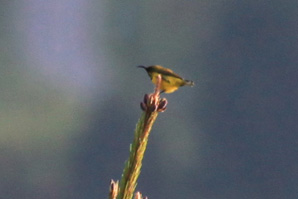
1 1 297 198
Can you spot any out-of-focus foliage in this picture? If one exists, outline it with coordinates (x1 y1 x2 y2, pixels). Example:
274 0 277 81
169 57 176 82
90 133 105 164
1 1 298 199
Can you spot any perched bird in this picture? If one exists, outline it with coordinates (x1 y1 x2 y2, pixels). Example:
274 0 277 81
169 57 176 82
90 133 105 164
138 65 194 93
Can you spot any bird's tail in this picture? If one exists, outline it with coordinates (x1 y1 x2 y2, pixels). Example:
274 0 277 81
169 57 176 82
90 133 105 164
185 80 195 87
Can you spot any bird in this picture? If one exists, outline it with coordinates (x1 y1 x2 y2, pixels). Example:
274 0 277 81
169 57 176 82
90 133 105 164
138 65 194 93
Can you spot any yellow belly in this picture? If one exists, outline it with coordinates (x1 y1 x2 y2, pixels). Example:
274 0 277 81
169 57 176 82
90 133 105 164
151 73 185 93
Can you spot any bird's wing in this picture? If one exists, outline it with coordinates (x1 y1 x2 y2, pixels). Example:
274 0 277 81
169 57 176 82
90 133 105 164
162 75 171 83
156 67 183 79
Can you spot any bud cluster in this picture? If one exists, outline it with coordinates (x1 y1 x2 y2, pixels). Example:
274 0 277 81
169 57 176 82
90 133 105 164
140 94 167 113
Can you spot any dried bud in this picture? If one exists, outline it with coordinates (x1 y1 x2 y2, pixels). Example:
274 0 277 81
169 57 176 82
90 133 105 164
158 98 167 109
143 94 149 105
148 103 158 112
109 180 119 199
135 192 142 199
148 94 155 105
134 192 147 199
157 98 168 112
140 102 147 111
158 106 167 112
140 83 167 113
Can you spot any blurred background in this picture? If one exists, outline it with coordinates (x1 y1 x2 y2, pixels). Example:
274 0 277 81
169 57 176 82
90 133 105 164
1 1 298 198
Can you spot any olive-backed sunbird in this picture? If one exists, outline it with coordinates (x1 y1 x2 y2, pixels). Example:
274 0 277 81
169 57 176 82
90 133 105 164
138 65 194 93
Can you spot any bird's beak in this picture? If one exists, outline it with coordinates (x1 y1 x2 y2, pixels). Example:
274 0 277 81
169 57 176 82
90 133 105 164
137 65 147 69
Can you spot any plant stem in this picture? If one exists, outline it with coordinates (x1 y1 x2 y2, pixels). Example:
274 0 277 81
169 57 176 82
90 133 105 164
117 110 158 199
115 75 165 199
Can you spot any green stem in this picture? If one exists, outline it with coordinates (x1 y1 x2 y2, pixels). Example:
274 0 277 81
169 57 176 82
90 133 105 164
117 110 159 199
